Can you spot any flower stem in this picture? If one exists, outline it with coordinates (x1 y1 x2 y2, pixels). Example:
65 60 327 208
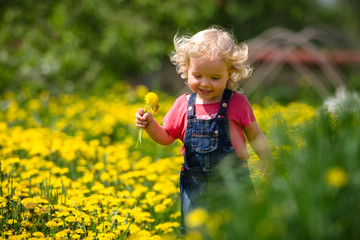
136 129 143 148
135 104 150 148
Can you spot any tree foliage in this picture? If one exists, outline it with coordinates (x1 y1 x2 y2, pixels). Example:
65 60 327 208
0 0 358 94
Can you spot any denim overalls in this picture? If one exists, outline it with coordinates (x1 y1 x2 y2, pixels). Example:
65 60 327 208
179 89 254 234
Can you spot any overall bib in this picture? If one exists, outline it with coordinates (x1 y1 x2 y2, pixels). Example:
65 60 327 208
179 89 254 234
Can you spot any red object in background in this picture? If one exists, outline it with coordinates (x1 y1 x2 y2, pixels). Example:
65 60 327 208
251 48 360 66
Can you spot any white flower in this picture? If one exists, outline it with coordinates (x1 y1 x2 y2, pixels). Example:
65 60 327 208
323 87 360 113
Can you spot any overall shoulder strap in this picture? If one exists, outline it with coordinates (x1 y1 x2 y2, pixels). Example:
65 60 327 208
186 93 196 119
217 89 233 117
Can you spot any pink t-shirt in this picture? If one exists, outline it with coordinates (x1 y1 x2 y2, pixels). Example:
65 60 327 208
162 92 256 160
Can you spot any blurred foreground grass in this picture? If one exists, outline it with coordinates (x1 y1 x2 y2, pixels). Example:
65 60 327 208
1 84 359 239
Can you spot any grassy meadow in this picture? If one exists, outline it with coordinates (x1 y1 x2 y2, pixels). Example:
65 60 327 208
1 84 359 239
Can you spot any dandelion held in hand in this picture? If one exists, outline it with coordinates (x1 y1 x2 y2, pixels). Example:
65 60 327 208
145 92 159 110
136 92 160 147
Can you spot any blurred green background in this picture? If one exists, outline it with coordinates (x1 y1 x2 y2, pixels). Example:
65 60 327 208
1 0 359 103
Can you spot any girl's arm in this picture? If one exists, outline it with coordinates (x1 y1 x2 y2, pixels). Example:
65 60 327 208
135 108 175 145
244 121 272 176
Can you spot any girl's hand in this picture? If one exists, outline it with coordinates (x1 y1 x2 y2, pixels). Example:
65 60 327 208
135 108 154 128
259 159 271 178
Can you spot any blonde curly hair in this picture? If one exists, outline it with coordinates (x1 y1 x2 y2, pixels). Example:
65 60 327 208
170 26 252 91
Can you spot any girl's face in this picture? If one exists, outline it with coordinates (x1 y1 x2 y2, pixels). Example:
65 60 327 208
187 57 231 104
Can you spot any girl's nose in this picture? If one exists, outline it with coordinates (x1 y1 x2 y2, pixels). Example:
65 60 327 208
199 77 210 86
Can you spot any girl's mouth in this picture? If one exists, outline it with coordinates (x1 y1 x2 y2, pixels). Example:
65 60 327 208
199 89 212 95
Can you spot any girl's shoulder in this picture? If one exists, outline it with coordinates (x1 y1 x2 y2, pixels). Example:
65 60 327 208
171 93 189 109
230 91 251 104
228 91 256 122
175 93 190 103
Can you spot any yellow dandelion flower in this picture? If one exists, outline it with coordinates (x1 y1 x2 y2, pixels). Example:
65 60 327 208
155 222 180 233
4 230 13 236
105 233 116 239
325 167 348 188
162 198 173 206
65 216 76 223
21 221 33 228
0 197 7 207
71 234 81 239
186 208 209 229
147 102 160 115
46 220 58 228
55 231 68 239
127 230 151 240
185 230 203 240
32 232 45 238
144 92 158 107
56 211 69 217
170 211 181 219
136 92 160 148
38 207 50 215
7 219 17 224
74 229 85 235
154 204 167 213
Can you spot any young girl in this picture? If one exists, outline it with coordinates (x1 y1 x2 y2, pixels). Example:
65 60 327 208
135 26 271 234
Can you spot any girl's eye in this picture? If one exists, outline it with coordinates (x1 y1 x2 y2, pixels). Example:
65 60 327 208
212 77 220 80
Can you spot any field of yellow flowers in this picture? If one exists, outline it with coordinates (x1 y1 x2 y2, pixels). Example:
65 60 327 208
3 83 356 240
